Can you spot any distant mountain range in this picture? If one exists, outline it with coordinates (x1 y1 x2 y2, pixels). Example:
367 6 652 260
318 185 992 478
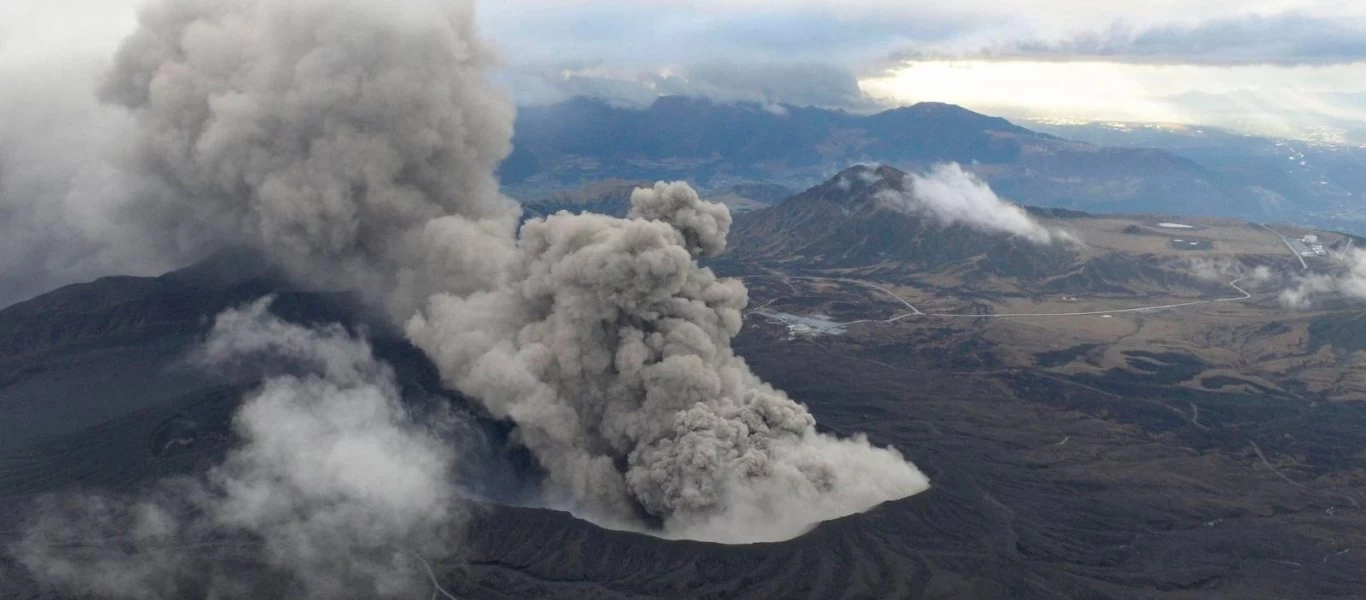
1024 119 1366 234
503 96 1291 220
521 179 790 219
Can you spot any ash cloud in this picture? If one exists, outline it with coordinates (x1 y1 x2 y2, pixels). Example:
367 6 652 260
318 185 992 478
14 299 466 598
878 162 1074 245
409 182 927 541
99 0 521 320
15 2 927 585
0 62 173 308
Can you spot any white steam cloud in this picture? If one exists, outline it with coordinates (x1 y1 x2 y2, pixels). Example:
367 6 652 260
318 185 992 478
1187 257 1275 284
12 1 929 592
16 299 466 598
1280 247 1366 309
878 162 1074 245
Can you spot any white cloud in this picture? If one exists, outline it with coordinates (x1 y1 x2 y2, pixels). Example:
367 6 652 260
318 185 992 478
1188 257 1276 283
1280 247 1366 309
15 298 469 598
877 163 1075 245
860 59 1366 130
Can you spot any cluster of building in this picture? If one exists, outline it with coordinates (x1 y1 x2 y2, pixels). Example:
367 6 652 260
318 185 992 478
1289 234 1327 258
751 309 848 338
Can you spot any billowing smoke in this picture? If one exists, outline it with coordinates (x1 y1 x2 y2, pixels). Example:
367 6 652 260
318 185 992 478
0 62 173 308
409 182 927 541
1280 247 1366 309
16 1 927 586
100 0 521 320
16 299 466 598
878 162 1075 245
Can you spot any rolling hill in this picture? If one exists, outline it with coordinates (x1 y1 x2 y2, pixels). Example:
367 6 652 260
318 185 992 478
4 248 1365 598
720 165 1285 302
4 172 1366 599
502 96 1268 219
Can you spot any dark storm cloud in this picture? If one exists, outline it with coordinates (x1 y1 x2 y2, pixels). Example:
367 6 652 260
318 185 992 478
1000 14 1366 66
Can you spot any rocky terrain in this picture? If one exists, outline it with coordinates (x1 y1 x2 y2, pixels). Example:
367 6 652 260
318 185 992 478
3 258 1365 598
5 168 1366 598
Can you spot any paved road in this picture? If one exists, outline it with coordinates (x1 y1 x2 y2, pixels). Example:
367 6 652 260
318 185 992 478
838 277 1254 324
411 552 460 600
755 274 1256 326
788 276 922 314
920 277 1252 319
1259 223 1309 270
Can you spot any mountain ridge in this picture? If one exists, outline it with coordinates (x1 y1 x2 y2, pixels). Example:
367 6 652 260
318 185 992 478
503 96 1265 219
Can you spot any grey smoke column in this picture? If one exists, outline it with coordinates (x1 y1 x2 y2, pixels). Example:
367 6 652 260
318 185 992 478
409 182 928 542
102 0 521 318
92 0 928 545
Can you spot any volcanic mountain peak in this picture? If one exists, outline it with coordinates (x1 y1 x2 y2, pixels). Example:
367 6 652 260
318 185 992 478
724 165 1085 286
795 164 905 210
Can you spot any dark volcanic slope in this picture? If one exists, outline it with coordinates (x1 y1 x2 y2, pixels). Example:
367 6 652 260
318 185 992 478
727 165 1077 279
0 254 280 455
503 96 1260 218
723 165 1217 299
449 327 1366 600
4 261 1365 599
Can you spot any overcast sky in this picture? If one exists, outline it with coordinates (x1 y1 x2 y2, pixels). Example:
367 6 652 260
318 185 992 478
4 0 1366 132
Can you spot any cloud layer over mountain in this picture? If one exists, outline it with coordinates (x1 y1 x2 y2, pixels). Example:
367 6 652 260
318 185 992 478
876 163 1073 245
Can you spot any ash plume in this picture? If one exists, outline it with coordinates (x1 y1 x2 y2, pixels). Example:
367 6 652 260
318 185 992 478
878 162 1075 245
409 182 927 541
15 299 466 598
101 0 521 320
0 62 172 308
15 1 927 583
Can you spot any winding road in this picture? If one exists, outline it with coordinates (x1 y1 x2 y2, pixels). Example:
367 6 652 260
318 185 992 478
410 551 460 600
837 277 1254 324
1259 223 1310 270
